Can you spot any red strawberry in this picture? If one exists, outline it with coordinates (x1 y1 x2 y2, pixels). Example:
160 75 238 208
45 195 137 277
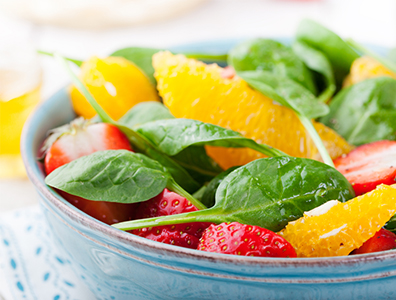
131 189 213 249
43 117 136 225
334 140 396 196
198 222 297 258
352 228 396 255
43 117 132 174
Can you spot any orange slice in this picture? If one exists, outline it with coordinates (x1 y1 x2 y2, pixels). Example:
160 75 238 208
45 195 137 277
279 184 396 257
344 56 396 87
153 51 353 169
70 56 159 121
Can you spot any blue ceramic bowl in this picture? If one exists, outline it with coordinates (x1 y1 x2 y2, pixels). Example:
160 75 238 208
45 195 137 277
21 40 396 300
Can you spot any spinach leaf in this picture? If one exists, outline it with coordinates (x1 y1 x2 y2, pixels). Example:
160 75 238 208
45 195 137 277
117 124 202 193
236 70 333 166
45 150 170 203
320 77 396 145
119 103 223 184
111 47 161 85
385 214 396 233
192 185 207 202
135 118 287 157
228 38 334 166
292 40 336 102
211 156 354 231
229 38 317 95
171 146 223 183
113 157 354 232
296 19 359 87
119 101 174 128
45 150 206 209
201 166 239 208
237 70 329 119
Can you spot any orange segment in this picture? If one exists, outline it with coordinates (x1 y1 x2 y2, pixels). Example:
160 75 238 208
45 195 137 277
279 184 396 257
70 56 159 121
344 56 396 87
153 51 353 169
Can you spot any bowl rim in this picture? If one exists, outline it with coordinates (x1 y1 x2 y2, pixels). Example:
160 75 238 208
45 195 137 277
20 39 396 277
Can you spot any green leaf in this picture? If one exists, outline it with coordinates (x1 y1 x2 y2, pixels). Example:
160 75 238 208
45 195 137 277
212 157 354 231
229 38 317 94
118 101 174 128
117 124 202 193
171 146 223 183
119 103 223 184
320 77 396 145
45 150 170 203
238 70 329 119
135 118 287 157
110 47 161 85
296 19 359 87
184 53 228 64
201 166 239 208
292 40 336 102
113 157 354 232
385 214 396 233
237 70 333 166
192 185 207 202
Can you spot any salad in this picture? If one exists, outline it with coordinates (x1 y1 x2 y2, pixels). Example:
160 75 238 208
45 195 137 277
41 19 396 258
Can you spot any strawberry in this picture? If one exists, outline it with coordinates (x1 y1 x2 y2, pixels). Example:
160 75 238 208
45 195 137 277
198 222 297 258
352 228 396 255
43 117 132 174
334 140 396 196
43 117 136 224
131 189 213 249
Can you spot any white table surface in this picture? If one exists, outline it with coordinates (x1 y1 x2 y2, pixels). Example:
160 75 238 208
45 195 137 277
0 0 395 298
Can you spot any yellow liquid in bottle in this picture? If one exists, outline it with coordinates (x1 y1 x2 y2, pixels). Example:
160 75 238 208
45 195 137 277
0 85 41 178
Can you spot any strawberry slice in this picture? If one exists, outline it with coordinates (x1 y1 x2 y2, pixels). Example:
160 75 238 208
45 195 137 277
43 117 132 174
198 222 297 258
43 117 136 224
334 140 396 196
352 228 396 255
131 189 213 249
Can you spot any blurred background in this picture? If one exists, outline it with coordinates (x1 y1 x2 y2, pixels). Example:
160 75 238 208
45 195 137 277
1 0 395 210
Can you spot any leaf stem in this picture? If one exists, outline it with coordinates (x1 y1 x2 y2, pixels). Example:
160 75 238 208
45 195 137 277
54 53 115 124
299 116 334 167
346 39 396 75
112 210 205 231
185 53 228 62
167 179 207 210
249 142 289 157
317 84 336 103
38 50 83 67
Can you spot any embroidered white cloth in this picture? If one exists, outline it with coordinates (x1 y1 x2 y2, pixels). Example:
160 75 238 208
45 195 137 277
0 206 95 300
